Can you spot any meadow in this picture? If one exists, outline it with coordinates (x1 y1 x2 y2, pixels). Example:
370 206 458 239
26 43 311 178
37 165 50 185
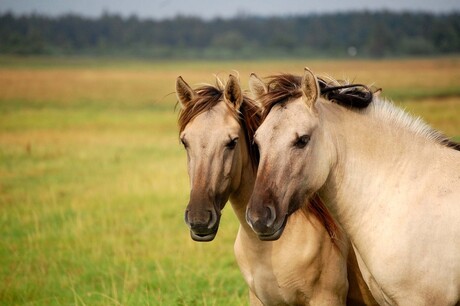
0 56 459 306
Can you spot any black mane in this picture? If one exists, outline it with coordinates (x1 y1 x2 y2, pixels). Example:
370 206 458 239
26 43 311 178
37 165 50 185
260 73 374 119
318 79 373 109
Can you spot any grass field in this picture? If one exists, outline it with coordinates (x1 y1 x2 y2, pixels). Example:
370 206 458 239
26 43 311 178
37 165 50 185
1 56 459 305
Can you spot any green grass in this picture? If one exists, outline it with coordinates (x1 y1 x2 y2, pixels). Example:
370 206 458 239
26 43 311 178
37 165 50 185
0 104 246 305
0 56 459 305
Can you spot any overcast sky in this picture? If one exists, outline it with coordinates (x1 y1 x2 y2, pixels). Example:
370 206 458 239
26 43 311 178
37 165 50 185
1 0 459 19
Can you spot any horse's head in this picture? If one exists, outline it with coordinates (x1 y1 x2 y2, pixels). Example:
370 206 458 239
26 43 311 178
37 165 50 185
177 75 257 241
246 68 335 240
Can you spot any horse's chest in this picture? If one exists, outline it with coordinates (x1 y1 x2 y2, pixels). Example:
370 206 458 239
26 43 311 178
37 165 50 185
251 265 309 305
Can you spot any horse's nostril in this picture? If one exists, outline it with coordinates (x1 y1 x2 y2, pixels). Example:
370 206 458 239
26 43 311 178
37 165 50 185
245 207 253 225
185 208 219 232
246 204 277 230
266 205 276 228
207 210 217 229
184 210 190 225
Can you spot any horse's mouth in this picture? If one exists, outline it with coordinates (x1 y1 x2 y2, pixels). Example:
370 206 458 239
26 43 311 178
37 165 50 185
185 207 222 242
190 230 218 242
189 222 219 242
256 215 288 241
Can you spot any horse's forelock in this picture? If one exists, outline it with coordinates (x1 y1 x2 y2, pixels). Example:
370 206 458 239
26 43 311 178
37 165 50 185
260 74 303 120
178 84 223 134
177 81 262 168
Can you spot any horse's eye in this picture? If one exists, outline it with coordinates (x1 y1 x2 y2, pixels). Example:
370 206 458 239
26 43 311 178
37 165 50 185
180 138 188 148
294 135 310 149
226 137 238 150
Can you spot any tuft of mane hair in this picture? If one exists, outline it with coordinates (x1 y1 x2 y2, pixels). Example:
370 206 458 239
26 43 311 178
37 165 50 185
259 73 374 120
319 78 373 109
367 97 460 151
301 194 346 250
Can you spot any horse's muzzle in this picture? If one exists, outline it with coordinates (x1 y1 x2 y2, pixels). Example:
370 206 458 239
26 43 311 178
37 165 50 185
185 209 220 242
246 204 287 241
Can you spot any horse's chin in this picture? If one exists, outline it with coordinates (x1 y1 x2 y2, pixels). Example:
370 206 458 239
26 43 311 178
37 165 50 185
190 230 218 242
256 215 288 241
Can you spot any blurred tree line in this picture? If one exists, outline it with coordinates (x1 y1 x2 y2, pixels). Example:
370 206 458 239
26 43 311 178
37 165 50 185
0 11 459 58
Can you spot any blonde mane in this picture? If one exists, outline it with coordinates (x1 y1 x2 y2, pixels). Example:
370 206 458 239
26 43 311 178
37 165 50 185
365 97 460 150
259 72 458 150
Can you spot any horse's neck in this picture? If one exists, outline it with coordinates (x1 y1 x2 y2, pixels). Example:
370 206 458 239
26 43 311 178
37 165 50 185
319 101 460 305
228 148 257 232
320 101 446 238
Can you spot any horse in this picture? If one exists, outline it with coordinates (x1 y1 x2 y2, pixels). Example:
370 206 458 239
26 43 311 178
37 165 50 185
246 68 460 305
176 75 376 305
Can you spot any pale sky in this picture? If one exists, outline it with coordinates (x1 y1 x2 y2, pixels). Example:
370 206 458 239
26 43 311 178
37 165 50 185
1 0 459 19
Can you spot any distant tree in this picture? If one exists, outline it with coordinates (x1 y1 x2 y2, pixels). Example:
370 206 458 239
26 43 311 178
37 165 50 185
0 11 458 58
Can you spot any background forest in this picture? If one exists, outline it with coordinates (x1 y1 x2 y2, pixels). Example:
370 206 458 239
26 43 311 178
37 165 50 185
1 11 459 58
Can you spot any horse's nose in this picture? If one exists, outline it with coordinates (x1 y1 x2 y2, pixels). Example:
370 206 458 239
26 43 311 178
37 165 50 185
185 208 217 233
246 204 276 234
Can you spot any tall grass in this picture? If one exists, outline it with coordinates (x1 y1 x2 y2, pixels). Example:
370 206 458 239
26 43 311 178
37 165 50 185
0 57 459 305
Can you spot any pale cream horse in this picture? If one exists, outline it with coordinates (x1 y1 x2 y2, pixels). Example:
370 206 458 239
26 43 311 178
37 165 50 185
246 68 460 305
176 75 376 305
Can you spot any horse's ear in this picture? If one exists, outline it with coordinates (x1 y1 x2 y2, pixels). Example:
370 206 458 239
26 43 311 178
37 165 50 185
176 76 195 108
248 73 267 100
224 74 243 110
301 67 319 110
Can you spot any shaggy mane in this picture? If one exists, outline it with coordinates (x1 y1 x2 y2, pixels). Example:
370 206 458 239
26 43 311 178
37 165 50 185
368 97 460 150
260 73 373 120
260 73 459 150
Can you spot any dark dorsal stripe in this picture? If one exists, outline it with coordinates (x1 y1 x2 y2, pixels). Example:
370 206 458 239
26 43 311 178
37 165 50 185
440 138 460 151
